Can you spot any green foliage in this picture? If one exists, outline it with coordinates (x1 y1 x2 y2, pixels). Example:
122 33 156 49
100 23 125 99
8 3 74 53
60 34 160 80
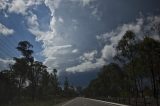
0 41 74 105
85 30 160 106
85 63 125 97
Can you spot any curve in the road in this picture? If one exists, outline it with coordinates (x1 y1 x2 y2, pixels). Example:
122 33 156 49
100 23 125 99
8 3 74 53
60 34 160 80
62 97 129 106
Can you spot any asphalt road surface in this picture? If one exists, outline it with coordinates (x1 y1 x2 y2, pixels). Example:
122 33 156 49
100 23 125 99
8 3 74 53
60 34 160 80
62 97 128 106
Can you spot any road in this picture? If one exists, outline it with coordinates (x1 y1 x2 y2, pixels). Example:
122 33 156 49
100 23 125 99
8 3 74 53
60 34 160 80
62 97 128 106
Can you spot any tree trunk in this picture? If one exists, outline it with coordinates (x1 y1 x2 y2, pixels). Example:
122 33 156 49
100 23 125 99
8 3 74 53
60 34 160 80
131 59 139 106
150 55 159 106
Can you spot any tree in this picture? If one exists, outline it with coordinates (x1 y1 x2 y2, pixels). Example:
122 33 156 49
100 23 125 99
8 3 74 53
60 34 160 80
115 30 139 105
84 63 124 97
50 69 60 96
28 61 47 100
16 41 34 63
138 37 160 106
12 41 34 99
0 70 17 104
64 77 69 96
40 69 50 98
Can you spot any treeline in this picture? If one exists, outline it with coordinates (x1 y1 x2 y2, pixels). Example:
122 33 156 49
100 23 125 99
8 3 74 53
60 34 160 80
84 31 160 106
0 41 77 105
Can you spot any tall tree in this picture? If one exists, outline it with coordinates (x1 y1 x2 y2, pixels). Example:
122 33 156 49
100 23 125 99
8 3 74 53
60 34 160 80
0 70 17 104
138 37 160 106
64 77 69 96
16 41 34 63
40 69 50 97
13 41 34 99
50 69 59 96
115 30 139 105
84 63 124 98
28 61 47 100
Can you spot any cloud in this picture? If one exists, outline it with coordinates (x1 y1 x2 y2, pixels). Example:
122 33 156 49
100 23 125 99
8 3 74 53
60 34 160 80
42 45 73 72
66 50 106 72
44 0 62 16
70 0 95 6
81 0 94 6
58 17 64 23
41 44 73 72
43 57 59 72
91 6 101 21
1 0 60 16
72 49 78 53
97 18 144 43
7 0 43 15
42 45 72 57
8 0 27 15
0 58 15 71
0 0 9 10
80 50 97 61
28 15 57 44
27 12 39 28
27 12 56 43
66 15 160 73
66 58 106 72
26 0 81 74
0 23 14 36
101 45 115 60
145 16 160 40
26 5 159 74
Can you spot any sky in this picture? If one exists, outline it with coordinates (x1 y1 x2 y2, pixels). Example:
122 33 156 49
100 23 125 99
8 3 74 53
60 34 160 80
0 0 160 86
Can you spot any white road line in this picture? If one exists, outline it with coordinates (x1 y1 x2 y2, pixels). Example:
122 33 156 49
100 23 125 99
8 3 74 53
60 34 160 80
85 98 129 106
62 97 80 106
62 97 129 106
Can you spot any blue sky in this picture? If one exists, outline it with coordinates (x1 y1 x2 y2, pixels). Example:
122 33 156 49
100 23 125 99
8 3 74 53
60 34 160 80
0 0 160 86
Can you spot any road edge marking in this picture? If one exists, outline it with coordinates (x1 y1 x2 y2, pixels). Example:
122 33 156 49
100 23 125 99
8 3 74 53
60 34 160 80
85 97 129 106
62 97 80 106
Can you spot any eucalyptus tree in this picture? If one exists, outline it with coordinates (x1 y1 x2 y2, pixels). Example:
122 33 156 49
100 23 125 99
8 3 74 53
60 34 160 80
12 58 30 92
50 69 60 96
138 37 160 106
115 30 139 105
16 41 34 63
28 61 47 100
12 41 34 99
64 77 69 96
96 63 123 97
84 63 124 97
40 69 50 97
0 70 17 104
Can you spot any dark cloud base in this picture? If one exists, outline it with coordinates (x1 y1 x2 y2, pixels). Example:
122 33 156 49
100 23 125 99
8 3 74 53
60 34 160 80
59 70 99 87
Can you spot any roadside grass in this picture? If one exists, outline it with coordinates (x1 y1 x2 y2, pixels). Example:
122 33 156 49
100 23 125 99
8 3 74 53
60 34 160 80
3 98 71 106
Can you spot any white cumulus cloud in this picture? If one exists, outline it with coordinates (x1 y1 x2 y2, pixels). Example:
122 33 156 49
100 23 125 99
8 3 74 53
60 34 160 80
7 0 42 15
66 16 160 73
0 23 14 36
66 50 106 72
44 0 62 16
80 50 97 61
